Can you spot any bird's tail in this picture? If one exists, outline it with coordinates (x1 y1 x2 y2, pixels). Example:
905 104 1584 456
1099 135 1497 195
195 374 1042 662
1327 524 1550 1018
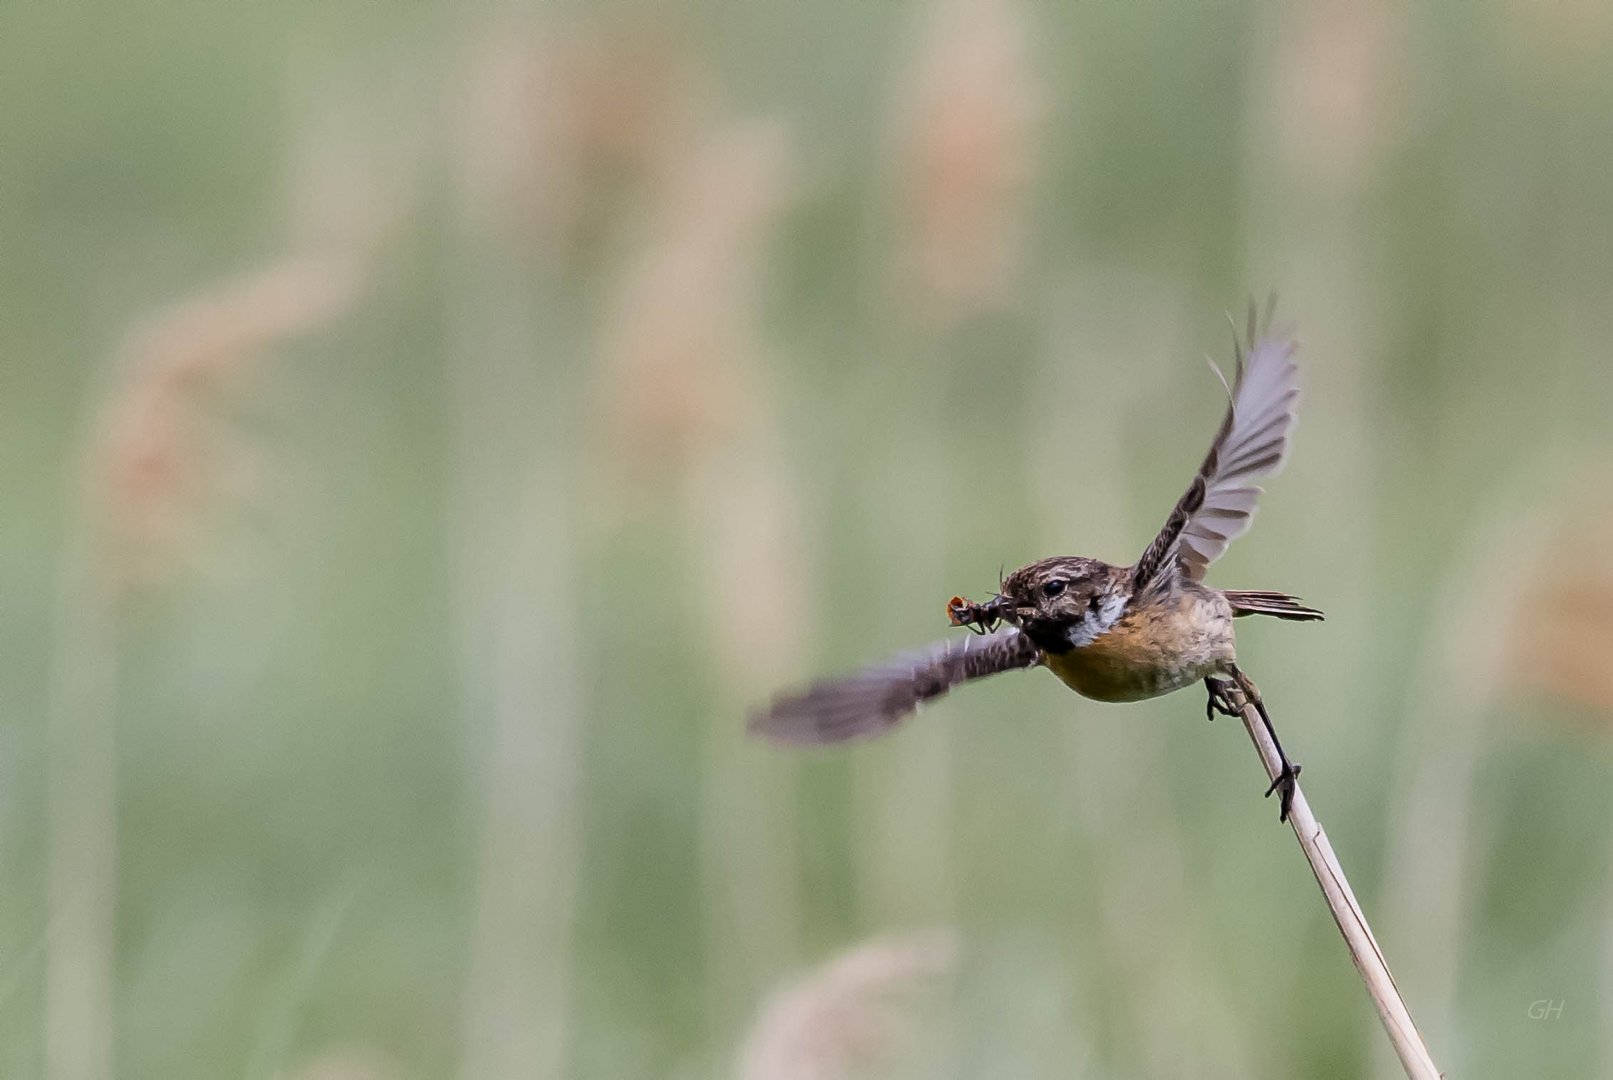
1223 589 1324 622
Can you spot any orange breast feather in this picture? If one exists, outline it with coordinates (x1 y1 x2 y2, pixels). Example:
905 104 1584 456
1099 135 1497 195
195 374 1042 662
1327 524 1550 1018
1045 595 1233 703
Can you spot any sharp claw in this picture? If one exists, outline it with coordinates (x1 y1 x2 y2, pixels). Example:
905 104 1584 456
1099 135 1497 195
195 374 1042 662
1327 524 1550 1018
1203 678 1239 722
1263 762 1302 822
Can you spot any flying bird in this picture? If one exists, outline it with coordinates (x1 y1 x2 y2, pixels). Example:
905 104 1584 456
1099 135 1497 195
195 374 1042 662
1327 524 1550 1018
748 301 1321 820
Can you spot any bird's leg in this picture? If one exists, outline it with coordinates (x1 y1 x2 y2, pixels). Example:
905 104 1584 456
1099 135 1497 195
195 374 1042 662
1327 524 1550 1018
1225 664 1302 823
1203 676 1239 722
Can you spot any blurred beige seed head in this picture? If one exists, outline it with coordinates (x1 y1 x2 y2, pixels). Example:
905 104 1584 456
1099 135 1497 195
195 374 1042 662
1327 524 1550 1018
279 1047 401 1080
558 19 706 172
89 253 362 588
579 104 808 675
1270 0 1407 194
891 0 1042 325
736 930 957 1080
1509 500 1613 723
457 16 707 244
594 119 793 483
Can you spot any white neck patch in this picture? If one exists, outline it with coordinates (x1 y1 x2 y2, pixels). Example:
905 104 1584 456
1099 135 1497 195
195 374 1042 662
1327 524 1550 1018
1064 591 1126 648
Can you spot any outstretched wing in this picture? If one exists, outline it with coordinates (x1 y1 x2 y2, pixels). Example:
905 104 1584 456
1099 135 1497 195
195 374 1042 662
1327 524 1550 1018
1133 301 1300 593
748 628 1041 746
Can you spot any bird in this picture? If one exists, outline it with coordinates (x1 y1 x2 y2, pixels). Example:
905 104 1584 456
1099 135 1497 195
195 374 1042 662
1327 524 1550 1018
747 300 1322 821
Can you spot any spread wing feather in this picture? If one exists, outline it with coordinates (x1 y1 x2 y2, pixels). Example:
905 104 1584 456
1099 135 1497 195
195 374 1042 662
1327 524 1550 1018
1134 301 1300 592
748 628 1041 746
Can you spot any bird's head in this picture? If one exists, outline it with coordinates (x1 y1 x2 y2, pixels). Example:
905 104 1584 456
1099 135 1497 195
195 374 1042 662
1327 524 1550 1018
995 556 1129 653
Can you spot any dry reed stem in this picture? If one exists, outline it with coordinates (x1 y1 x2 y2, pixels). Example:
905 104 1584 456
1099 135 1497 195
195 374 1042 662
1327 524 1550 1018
1223 682 1440 1080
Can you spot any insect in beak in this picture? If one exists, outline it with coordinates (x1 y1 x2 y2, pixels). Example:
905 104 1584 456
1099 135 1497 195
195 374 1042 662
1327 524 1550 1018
947 594 1012 634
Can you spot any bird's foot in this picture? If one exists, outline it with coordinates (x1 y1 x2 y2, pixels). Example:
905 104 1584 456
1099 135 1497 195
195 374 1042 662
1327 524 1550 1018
1264 761 1302 822
1204 676 1240 722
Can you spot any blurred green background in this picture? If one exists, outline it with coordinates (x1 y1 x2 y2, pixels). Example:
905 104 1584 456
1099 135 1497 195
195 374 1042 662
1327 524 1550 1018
5 2 1613 1078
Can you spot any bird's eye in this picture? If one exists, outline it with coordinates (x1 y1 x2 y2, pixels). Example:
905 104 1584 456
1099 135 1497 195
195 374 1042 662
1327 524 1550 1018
1043 579 1067 599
